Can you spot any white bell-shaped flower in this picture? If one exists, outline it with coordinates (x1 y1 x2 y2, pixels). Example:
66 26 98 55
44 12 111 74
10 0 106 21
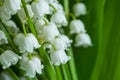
18 4 34 23
35 18 46 34
52 35 72 50
51 11 68 27
70 20 86 34
50 1 64 13
20 54 44 78
14 33 41 53
74 33 92 47
0 6 11 22
50 50 71 66
39 22 60 42
4 20 19 33
3 0 21 15
31 0 50 18
0 50 21 69
0 30 8 45
60 35 73 48
73 3 87 17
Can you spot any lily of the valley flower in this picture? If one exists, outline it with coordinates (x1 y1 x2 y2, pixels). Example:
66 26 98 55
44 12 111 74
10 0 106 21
73 3 87 17
0 30 8 45
39 22 60 42
0 0 21 22
20 54 44 78
3 0 21 15
31 0 50 18
35 18 46 34
51 11 68 27
74 33 92 47
18 4 34 23
0 6 11 22
50 50 71 66
70 20 86 34
50 1 63 13
14 33 41 53
0 50 21 69
52 35 72 50
4 20 19 33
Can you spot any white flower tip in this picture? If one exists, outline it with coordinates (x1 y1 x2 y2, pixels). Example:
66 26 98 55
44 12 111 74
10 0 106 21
2 63 11 69
73 3 87 17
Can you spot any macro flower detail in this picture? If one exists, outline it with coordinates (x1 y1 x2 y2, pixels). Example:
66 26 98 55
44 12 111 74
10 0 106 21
50 50 71 66
74 33 92 47
39 22 60 42
0 7 11 22
4 20 19 33
70 20 86 34
0 0 21 22
50 1 64 13
73 3 87 17
52 35 72 50
14 33 41 53
0 0 93 79
35 18 46 34
51 11 68 27
4 0 21 14
31 0 50 18
0 50 21 69
0 30 8 45
20 54 44 78
18 4 34 22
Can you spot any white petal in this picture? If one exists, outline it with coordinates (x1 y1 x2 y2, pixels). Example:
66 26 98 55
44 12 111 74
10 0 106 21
70 20 86 34
50 50 71 65
73 3 87 17
0 30 8 45
51 11 68 27
39 22 60 42
14 33 40 53
74 33 92 47
31 0 50 18
20 54 43 78
0 50 21 69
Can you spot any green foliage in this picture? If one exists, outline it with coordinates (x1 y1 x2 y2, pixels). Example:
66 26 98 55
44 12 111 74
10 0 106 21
68 0 120 80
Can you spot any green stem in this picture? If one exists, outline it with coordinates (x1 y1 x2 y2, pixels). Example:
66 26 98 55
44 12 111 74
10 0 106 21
22 23 27 35
49 4 57 13
69 13 76 20
62 64 69 80
6 68 20 80
65 64 72 80
64 0 69 14
54 66 63 80
63 0 78 80
67 47 78 80
38 47 57 80
21 0 37 36
0 23 18 52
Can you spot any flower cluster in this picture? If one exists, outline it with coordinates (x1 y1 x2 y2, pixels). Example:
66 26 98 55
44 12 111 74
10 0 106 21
70 2 92 47
0 0 92 79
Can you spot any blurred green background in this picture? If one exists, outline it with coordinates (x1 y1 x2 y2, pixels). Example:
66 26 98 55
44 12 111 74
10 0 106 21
62 0 120 80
